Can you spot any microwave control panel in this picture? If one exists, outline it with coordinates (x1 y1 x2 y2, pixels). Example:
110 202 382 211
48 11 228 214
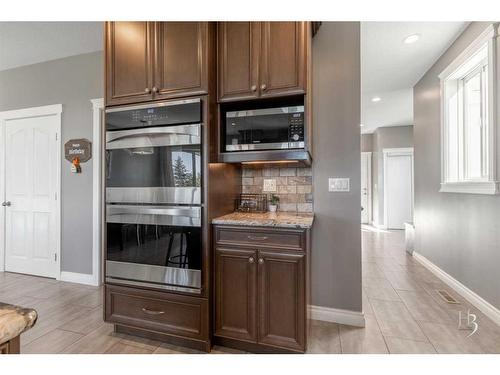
289 113 305 142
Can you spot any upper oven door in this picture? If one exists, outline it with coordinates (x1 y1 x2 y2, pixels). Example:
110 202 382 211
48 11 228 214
224 105 304 151
106 124 202 205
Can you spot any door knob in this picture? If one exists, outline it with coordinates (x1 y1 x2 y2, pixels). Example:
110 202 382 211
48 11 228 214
258 258 264 264
251 85 257 92
260 84 267 91
152 87 158 93
144 88 151 93
2 201 11 207
248 257 255 263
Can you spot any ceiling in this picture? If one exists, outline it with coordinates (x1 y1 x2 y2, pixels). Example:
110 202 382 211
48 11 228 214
361 22 468 134
0 22 103 71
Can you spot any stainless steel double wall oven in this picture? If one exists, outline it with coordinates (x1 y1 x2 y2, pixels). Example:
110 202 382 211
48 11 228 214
105 98 203 294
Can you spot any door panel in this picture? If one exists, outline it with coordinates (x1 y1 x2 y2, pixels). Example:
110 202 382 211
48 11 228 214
5 115 58 278
106 22 154 106
386 153 413 229
260 22 306 98
215 247 258 342
217 22 260 102
258 251 305 351
154 22 208 99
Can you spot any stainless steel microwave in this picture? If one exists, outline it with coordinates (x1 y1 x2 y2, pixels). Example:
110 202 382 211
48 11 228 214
224 105 305 152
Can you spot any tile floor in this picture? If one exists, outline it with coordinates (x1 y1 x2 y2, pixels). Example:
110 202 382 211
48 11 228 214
1 226 499 354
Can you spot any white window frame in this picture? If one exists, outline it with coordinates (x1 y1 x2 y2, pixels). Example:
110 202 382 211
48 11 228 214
439 24 499 195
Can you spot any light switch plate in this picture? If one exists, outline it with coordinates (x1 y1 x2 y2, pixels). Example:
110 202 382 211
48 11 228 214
329 178 350 192
263 179 277 192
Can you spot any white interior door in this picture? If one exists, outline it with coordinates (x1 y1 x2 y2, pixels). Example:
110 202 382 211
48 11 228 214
4 114 59 278
361 152 371 224
385 151 413 230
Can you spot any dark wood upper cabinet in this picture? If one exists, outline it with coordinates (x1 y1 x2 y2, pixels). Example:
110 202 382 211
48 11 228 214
106 21 211 106
217 22 260 102
105 22 154 106
154 22 209 100
257 251 306 351
217 22 308 102
214 247 258 342
260 22 306 98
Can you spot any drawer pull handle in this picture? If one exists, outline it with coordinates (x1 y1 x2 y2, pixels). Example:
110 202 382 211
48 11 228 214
248 257 255 263
247 235 268 241
142 307 165 315
258 258 264 264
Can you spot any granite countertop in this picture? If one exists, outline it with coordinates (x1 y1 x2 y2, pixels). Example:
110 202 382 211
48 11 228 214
212 212 314 229
0 302 38 345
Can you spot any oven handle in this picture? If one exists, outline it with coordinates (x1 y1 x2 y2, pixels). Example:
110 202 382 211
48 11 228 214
107 205 201 219
106 124 201 144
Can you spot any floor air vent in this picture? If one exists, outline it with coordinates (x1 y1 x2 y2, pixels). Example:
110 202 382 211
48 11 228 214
436 290 460 304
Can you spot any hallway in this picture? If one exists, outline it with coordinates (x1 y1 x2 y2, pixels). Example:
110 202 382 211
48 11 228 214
355 226 500 353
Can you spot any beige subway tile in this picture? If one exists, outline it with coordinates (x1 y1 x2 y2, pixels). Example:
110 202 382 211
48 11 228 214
288 176 313 185
297 167 312 176
279 203 297 212
297 185 312 194
262 168 280 177
277 185 297 194
297 203 313 212
279 168 296 176
242 177 253 185
253 177 263 186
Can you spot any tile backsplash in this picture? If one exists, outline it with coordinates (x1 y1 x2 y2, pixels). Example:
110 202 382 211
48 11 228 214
241 166 313 212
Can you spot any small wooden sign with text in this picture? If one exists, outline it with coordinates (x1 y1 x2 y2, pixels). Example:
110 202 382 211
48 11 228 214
64 139 92 163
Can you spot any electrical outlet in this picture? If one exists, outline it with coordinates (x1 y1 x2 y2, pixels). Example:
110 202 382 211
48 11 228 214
263 179 277 192
328 178 350 192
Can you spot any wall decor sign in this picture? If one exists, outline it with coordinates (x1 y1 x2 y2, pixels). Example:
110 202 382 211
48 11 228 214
65 139 92 173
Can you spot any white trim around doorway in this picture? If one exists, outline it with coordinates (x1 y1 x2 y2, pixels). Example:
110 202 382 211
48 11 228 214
361 152 372 224
91 98 104 286
0 104 62 277
382 147 414 229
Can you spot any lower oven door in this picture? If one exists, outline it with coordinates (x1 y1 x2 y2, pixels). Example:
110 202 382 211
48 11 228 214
106 205 202 294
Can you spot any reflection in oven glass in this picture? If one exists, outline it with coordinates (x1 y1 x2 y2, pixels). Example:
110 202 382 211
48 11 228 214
107 224 201 271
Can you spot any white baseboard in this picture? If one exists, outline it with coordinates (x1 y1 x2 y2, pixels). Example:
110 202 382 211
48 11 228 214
413 252 500 327
371 221 386 230
310 305 365 327
59 271 98 287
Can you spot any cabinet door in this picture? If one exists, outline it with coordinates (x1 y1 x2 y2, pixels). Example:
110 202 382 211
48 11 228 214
105 22 154 106
258 251 306 352
215 247 258 342
217 22 260 102
154 22 208 99
260 22 306 98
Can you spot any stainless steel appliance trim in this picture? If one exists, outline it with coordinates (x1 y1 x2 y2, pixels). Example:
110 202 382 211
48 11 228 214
106 124 201 149
226 105 304 118
106 277 202 294
107 204 201 218
106 260 201 291
225 141 305 151
106 204 201 227
106 187 201 205
105 98 201 113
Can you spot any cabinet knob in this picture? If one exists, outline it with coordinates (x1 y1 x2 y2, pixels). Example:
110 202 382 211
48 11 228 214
260 84 267 91
152 87 158 93
2 201 11 207
248 257 255 263
258 258 264 264
251 85 257 92
144 88 151 93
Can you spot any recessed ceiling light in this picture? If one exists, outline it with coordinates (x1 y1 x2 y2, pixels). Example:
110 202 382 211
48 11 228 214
371 96 381 102
403 34 420 44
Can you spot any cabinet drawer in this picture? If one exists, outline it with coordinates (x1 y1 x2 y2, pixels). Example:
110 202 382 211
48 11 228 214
105 285 208 341
215 226 305 251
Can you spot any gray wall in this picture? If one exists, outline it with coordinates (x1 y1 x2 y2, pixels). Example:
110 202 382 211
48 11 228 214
312 22 362 312
361 134 373 152
414 22 500 309
371 125 413 226
0 51 104 275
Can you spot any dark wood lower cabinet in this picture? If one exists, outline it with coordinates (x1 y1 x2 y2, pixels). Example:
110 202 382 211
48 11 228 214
213 225 310 353
105 284 210 352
